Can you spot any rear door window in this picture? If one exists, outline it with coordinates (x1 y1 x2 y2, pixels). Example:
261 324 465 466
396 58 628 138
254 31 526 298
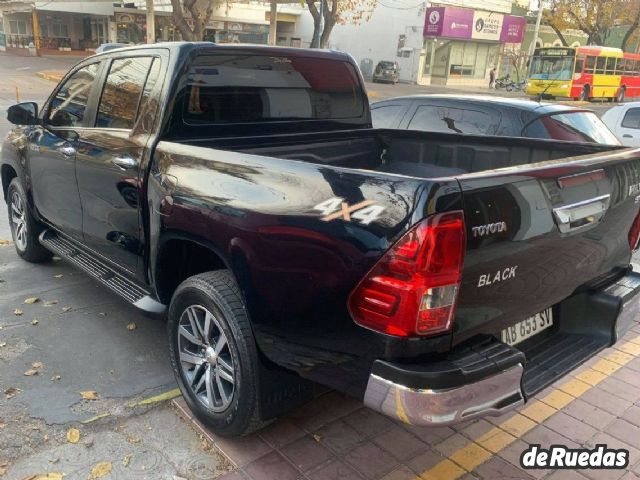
96 56 154 129
622 108 640 129
407 105 495 135
182 54 365 124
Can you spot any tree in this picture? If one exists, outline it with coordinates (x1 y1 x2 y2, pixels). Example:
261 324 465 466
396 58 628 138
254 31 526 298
170 0 226 41
503 47 529 80
304 0 377 48
541 0 640 47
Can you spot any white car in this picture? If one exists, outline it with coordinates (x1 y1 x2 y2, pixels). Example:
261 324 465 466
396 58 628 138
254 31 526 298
601 102 640 147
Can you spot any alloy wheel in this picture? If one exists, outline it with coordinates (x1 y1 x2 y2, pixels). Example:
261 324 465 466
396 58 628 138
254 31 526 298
177 305 235 412
10 191 27 251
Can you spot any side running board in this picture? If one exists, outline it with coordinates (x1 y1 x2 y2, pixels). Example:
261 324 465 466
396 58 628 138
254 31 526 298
39 229 166 314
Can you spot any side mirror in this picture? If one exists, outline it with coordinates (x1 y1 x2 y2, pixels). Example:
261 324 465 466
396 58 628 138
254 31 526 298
7 102 39 126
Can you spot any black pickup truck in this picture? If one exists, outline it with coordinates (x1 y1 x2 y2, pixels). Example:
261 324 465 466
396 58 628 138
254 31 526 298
3 42 640 436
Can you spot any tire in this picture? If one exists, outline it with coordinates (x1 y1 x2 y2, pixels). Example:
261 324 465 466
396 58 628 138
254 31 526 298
616 87 625 103
168 270 264 437
6 178 52 263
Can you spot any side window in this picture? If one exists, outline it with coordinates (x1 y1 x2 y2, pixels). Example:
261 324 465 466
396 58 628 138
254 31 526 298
96 57 154 129
48 63 100 127
605 57 616 74
621 108 640 130
595 57 606 74
371 104 404 128
574 58 584 74
407 105 494 135
585 56 596 73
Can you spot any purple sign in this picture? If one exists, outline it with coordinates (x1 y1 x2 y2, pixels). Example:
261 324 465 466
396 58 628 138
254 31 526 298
424 7 473 38
424 7 526 43
500 15 526 43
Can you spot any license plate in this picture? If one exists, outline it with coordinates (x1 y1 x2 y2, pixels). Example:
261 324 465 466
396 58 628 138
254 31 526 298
501 308 553 346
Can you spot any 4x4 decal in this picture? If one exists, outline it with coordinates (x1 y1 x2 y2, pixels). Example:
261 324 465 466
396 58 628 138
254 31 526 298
313 197 385 225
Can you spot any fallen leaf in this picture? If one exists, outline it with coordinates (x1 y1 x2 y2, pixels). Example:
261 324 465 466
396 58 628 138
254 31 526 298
66 427 80 444
4 387 19 399
51 375 61 381
126 322 137 331
127 435 141 444
0 342 6 348
44 300 58 307
32 362 43 369
200 439 210 451
49 457 60 464
24 297 39 305
31 319 39 325
88 461 112 479
122 453 133 467
98 312 107 317
313 434 322 442
79 391 98 401
62 307 72 313
0 466 5 476
53 274 64 278
24 368 39 376
0 239 10 245
14 309 23 316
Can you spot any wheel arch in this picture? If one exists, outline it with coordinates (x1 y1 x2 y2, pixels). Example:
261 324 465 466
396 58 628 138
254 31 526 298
154 231 232 305
1 164 18 201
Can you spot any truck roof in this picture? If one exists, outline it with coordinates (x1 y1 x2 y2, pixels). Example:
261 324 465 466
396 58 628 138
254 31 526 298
90 41 355 63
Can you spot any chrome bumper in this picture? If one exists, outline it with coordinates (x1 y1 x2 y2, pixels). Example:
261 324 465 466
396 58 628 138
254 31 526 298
363 364 524 426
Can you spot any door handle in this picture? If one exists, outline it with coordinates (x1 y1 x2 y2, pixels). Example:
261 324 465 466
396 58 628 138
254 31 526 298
112 155 137 170
623 134 633 138
57 144 76 157
552 194 610 233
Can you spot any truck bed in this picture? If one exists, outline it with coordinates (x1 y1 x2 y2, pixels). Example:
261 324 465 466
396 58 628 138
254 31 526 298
175 128 620 178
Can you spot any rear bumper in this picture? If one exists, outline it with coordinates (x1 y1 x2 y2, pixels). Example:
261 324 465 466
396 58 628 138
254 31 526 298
364 270 640 427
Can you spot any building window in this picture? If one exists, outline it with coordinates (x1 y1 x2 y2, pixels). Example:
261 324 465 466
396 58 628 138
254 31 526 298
423 40 434 75
9 20 27 35
52 22 69 38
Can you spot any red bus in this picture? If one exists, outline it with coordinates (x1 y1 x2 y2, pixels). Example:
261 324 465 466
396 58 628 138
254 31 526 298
526 46 640 102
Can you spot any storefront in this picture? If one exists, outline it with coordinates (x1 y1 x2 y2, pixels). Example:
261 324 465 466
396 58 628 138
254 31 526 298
419 6 526 87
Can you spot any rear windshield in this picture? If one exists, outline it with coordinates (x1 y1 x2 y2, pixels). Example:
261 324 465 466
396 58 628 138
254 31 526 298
182 54 365 124
522 111 621 145
378 62 395 69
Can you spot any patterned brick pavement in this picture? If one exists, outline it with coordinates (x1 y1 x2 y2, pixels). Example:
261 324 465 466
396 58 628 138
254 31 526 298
174 323 640 480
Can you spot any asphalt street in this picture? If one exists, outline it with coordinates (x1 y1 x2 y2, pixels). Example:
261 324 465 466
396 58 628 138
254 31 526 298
0 52 629 479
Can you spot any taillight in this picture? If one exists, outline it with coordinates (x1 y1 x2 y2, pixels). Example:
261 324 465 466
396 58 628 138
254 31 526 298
348 211 465 337
629 209 640 251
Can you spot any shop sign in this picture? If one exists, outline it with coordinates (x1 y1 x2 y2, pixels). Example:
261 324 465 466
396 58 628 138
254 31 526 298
472 10 503 40
423 7 473 38
500 15 526 43
424 7 525 43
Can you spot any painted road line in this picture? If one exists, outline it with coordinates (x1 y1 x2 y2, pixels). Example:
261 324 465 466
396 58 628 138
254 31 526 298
419 333 640 480
128 388 181 408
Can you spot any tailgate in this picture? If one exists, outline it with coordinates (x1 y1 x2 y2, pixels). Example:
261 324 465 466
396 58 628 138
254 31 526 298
453 147 640 345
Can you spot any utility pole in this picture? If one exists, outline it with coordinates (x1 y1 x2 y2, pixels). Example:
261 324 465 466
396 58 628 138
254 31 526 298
529 0 543 57
269 0 278 45
146 0 155 44
31 8 40 55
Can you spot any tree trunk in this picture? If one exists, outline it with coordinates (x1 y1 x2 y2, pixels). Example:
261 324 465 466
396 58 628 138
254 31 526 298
622 10 640 51
547 23 568 46
305 0 321 48
319 0 336 48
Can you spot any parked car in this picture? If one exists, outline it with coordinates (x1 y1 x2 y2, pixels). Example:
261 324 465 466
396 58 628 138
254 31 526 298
372 60 399 84
95 43 129 54
4 43 640 437
601 102 640 147
371 94 621 145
